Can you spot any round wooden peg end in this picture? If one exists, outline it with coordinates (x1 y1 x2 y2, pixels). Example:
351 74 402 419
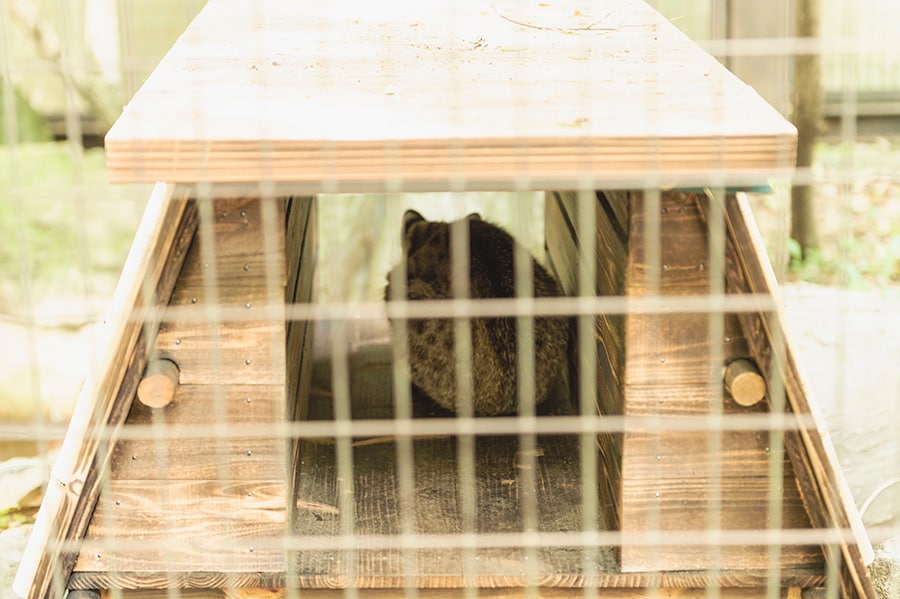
724 358 767 407
137 358 180 408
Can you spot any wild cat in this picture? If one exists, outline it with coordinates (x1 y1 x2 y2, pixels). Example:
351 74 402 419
385 209 568 416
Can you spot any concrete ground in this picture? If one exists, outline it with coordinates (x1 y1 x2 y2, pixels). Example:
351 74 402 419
780 283 900 598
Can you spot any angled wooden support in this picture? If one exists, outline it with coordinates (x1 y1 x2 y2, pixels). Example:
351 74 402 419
711 192 876 599
13 183 197 599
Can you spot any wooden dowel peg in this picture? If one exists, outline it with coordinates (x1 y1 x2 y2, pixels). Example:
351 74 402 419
723 358 767 407
137 358 180 408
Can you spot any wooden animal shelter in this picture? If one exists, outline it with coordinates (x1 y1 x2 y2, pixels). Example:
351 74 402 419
15 1 876 598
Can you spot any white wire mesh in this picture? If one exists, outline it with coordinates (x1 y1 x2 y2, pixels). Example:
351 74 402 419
1 2 898 599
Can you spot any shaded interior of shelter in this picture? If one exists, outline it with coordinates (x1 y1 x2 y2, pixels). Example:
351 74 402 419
293 317 609 585
287 191 828 587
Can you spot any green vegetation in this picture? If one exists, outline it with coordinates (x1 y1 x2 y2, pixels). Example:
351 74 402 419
787 140 900 290
0 81 52 143
0 143 148 318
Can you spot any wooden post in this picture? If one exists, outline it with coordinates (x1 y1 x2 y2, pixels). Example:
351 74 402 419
723 358 767 406
792 0 823 257
136 358 180 408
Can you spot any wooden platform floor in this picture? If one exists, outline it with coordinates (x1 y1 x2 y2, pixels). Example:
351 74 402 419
287 322 826 590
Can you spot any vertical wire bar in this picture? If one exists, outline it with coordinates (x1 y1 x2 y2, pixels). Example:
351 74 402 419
703 188 727 597
331 318 357 599
53 4 121 596
385 196 419 598
764 264 788 599
641 188 662 587
117 0 138 103
394 372 418 599
575 188 599 597
192 185 236 590
827 2 858 597
450 195 478 597
443 2 477 589
375 13 418 591
392 229 418 599
513 191 539 597
257 186 290 587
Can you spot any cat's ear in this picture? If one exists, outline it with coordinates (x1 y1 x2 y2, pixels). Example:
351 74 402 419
466 213 482 221
402 210 426 250
403 210 426 234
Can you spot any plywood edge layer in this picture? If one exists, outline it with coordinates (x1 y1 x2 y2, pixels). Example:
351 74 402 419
98 591 819 599
105 137 796 187
68 568 827 592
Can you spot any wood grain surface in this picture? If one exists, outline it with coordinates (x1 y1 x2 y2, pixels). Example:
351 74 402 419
70 197 312 586
104 0 795 188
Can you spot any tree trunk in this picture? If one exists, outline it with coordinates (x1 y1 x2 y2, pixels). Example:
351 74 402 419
791 0 823 258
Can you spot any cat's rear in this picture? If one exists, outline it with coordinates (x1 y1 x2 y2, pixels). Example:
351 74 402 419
386 210 568 416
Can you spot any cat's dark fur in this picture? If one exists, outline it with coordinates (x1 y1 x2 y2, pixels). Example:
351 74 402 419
385 209 568 416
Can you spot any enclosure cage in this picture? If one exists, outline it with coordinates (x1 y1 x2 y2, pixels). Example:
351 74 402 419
3 1 898 599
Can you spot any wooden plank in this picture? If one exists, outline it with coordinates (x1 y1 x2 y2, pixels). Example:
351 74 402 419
174 197 286 290
285 197 317 537
122 385 285 425
72 479 286 574
72 569 827 593
104 0 796 187
155 197 288 386
13 184 197 599
600 190 632 244
715 193 875 599
285 196 316 424
623 311 750 389
621 470 815 532
553 190 627 298
108 435 286 481
293 434 611 586
553 190 627 385
155 319 286 385
95 587 820 599
624 384 765 416
544 191 623 535
617 190 825 575
623 430 796 480
627 191 711 297
70 196 293 585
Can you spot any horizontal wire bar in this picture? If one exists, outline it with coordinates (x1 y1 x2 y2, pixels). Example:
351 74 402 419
68 527 859 556
11 413 821 446
118 293 782 324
